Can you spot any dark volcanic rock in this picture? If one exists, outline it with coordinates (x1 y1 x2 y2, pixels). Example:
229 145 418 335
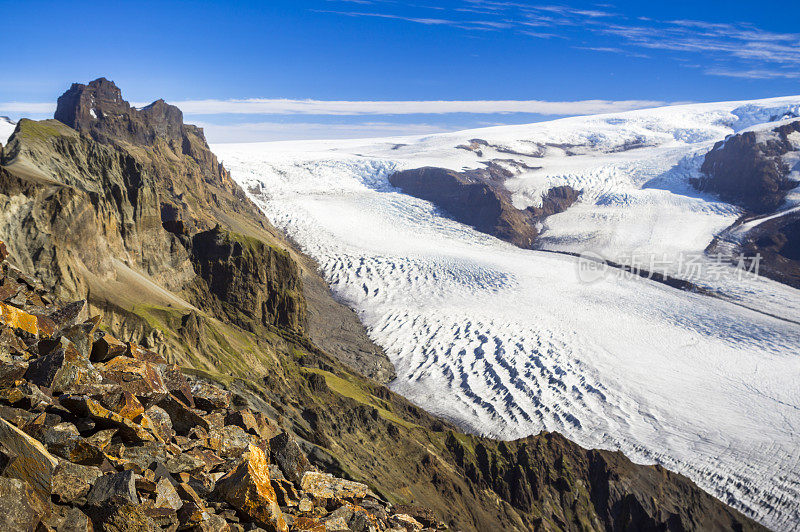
90 503 160 532
191 380 232 412
695 120 800 213
0 476 49 531
745 215 800 288
43 505 94 532
710 209 800 289
87 470 139 506
389 166 579 249
55 77 184 147
51 460 103 504
270 432 316 485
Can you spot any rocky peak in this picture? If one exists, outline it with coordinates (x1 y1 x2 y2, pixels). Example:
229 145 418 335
54 77 184 147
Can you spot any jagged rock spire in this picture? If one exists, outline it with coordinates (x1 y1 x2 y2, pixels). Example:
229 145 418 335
54 77 185 146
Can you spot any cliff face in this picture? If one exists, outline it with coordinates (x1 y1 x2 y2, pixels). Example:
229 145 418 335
190 226 306 332
389 166 578 249
56 78 184 147
53 77 249 235
0 118 195 298
0 78 766 531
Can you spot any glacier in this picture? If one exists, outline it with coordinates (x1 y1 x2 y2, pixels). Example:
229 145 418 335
0 117 16 145
214 96 800 530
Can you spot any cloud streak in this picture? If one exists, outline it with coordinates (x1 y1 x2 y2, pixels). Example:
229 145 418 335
150 98 667 116
321 0 800 79
0 102 56 114
197 120 452 143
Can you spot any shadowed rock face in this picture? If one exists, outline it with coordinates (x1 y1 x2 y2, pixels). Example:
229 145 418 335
190 226 306 332
694 120 800 214
53 77 240 235
389 166 579 249
695 119 800 288
720 212 800 289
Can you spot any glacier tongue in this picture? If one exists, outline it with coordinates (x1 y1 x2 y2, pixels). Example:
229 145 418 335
215 96 800 531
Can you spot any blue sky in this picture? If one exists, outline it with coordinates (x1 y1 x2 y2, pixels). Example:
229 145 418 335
1 0 798 142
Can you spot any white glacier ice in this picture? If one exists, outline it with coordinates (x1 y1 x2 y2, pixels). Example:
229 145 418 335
214 96 800 530
0 117 16 145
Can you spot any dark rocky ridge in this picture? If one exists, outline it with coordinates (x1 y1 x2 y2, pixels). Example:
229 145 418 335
693 120 800 214
389 166 579 249
0 78 768 530
56 78 185 148
707 210 800 290
741 213 800 288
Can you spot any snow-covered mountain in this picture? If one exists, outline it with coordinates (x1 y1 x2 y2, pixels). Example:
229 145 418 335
214 96 800 530
0 116 16 145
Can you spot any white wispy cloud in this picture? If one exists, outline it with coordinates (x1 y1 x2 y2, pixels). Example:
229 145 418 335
574 46 649 59
0 102 56 114
152 98 666 116
311 9 510 30
705 68 800 80
320 1 800 79
0 97 666 120
196 120 452 143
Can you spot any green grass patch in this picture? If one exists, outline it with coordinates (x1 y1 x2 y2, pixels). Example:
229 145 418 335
16 119 71 141
305 368 419 430
129 303 184 335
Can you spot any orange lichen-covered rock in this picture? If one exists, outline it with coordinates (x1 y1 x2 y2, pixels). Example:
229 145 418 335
300 471 369 502
0 416 59 499
0 303 40 336
99 356 168 404
213 444 287 532
59 395 158 443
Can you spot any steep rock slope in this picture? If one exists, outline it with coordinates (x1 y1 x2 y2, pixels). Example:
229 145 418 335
0 79 766 531
694 120 800 213
189 226 306 332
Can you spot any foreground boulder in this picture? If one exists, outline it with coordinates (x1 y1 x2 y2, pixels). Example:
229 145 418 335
0 416 59 498
214 444 288 532
0 476 50 531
